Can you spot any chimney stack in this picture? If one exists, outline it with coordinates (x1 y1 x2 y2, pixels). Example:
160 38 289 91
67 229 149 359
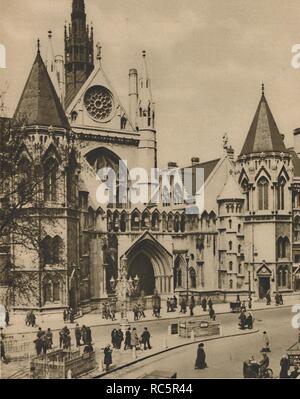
168 161 178 169
191 157 200 165
129 68 138 128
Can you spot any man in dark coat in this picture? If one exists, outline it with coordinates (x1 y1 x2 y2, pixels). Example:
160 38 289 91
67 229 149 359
124 328 131 350
201 297 207 312
86 326 92 345
0 328 8 363
189 295 195 316
81 325 87 345
104 345 112 372
266 291 271 306
208 297 213 311
5 308 9 327
34 337 43 356
75 324 81 347
45 328 53 349
37 327 45 339
141 327 151 350
195 343 207 369
111 329 118 348
239 311 247 329
279 355 290 378
117 329 124 349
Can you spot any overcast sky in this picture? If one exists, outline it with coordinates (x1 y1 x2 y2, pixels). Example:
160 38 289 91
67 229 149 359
2 0 300 167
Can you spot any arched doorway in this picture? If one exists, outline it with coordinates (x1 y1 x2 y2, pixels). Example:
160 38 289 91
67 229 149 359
128 253 155 296
124 232 173 295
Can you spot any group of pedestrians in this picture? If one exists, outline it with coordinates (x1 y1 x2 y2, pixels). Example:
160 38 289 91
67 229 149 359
34 327 53 356
74 324 92 347
166 296 177 312
63 307 75 323
101 302 116 321
239 309 254 329
122 326 152 351
179 295 196 316
132 302 146 321
25 310 36 327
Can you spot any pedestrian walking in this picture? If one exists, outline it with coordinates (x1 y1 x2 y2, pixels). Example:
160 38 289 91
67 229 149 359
279 355 290 378
261 331 271 352
195 343 207 369
75 323 81 347
5 308 9 327
189 295 195 316
37 327 45 339
69 307 75 323
63 309 68 323
86 326 92 345
131 327 139 349
45 328 53 349
124 327 131 350
117 329 124 349
141 327 151 350
30 311 36 327
265 290 271 306
111 328 118 349
208 297 213 311
0 328 8 363
81 325 87 345
201 297 207 312
34 336 43 356
59 327 64 348
248 296 252 310
209 306 216 321
104 345 113 372
279 294 283 305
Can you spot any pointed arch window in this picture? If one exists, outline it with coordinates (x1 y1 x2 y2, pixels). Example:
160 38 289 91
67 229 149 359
258 177 269 210
277 177 286 210
44 158 58 202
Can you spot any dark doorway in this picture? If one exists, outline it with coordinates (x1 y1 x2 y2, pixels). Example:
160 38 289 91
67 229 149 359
258 277 270 298
128 253 155 296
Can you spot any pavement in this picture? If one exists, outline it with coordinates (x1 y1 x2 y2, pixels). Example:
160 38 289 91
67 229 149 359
4 294 300 337
1 295 299 379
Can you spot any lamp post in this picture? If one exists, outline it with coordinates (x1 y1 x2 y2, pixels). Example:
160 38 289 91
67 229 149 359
185 253 190 303
110 255 139 333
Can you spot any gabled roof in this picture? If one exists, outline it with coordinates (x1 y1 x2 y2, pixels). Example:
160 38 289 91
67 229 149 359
240 91 286 156
14 50 70 129
217 172 244 201
185 158 221 182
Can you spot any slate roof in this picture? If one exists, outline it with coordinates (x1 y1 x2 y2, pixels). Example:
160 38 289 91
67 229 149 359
240 92 286 156
14 51 70 129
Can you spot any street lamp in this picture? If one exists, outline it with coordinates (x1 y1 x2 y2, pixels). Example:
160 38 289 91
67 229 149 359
185 253 190 303
109 256 140 333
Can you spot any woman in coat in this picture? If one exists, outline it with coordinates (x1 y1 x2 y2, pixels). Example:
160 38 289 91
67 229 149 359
195 343 207 369
104 345 113 372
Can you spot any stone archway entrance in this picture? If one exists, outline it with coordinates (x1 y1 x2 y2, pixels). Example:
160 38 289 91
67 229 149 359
258 277 270 298
257 264 272 299
123 231 173 295
128 253 155 295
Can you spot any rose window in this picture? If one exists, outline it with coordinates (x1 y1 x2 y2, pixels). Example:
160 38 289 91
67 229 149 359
84 85 114 121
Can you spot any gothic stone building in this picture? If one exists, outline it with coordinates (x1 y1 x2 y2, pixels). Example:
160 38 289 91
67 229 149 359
1 0 300 318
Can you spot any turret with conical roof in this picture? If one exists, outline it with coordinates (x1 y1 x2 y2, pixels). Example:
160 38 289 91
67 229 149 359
14 40 70 130
240 84 287 157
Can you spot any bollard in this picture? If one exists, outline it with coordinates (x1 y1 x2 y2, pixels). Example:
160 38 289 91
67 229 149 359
191 330 195 342
132 346 137 360
164 336 168 349
67 369 72 379
167 325 171 336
